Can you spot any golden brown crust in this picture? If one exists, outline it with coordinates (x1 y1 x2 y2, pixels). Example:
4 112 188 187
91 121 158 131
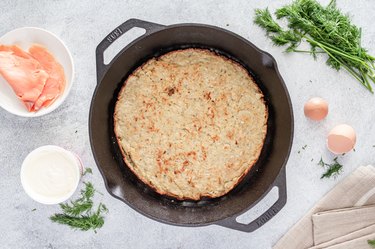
114 48 268 200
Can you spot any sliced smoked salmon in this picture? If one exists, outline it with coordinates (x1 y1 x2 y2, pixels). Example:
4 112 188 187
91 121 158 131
29 44 66 111
0 45 49 111
0 44 66 112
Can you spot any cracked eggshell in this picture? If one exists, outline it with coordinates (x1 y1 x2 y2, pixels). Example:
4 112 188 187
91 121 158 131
327 124 356 154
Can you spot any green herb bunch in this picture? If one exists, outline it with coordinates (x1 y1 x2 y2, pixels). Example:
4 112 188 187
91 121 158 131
368 239 375 248
318 157 343 179
50 169 108 232
254 0 375 92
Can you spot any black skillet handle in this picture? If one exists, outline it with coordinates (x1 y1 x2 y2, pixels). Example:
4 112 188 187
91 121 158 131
216 167 287 232
96 18 166 84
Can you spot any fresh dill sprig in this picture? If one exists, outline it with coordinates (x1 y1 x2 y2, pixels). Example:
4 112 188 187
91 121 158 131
50 182 108 232
254 9 283 34
254 0 375 93
50 203 108 232
254 8 302 52
82 167 93 176
81 182 95 201
318 157 343 179
368 239 375 248
58 182 94 216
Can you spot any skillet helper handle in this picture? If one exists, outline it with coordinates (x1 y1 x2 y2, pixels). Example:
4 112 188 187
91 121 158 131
217 167 287 232
96 18 165 83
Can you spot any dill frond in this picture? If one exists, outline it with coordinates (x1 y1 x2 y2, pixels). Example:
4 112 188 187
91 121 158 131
318 157 343 179
50 181 108 232
254 0 375 93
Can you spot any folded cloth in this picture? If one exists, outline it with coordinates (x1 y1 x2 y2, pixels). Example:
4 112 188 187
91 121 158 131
273 165 375 249
319 232 375 249
312 205 375 245
309 224 375 249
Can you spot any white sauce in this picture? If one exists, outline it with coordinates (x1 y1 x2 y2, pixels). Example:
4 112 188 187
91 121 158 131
21 146 80 204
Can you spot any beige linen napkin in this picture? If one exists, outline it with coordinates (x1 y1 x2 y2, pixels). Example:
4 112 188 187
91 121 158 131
320 232 375 249
309 224 375 249
312 205 375 245
273 165 375 249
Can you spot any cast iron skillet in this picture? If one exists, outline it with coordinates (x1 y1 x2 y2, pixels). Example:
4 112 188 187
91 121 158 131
90 18 293 232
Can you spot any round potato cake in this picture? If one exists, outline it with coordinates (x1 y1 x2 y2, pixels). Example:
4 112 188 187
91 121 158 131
114 48 268 200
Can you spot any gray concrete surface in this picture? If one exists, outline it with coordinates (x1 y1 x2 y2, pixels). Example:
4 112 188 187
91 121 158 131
1 0 375 248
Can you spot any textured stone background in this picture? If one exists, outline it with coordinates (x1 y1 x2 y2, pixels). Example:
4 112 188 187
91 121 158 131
1 0 375 248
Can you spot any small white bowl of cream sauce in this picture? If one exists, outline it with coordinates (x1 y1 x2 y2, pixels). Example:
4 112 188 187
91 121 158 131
21 145 83 205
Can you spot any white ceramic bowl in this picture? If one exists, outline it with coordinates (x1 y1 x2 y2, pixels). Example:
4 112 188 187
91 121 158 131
21 145 83 205
0 27 74 117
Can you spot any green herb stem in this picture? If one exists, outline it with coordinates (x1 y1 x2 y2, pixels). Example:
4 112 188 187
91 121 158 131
318 44 371 90
254 0 375 93
319 157 343 179
50 181 108 232
292 49 325 54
